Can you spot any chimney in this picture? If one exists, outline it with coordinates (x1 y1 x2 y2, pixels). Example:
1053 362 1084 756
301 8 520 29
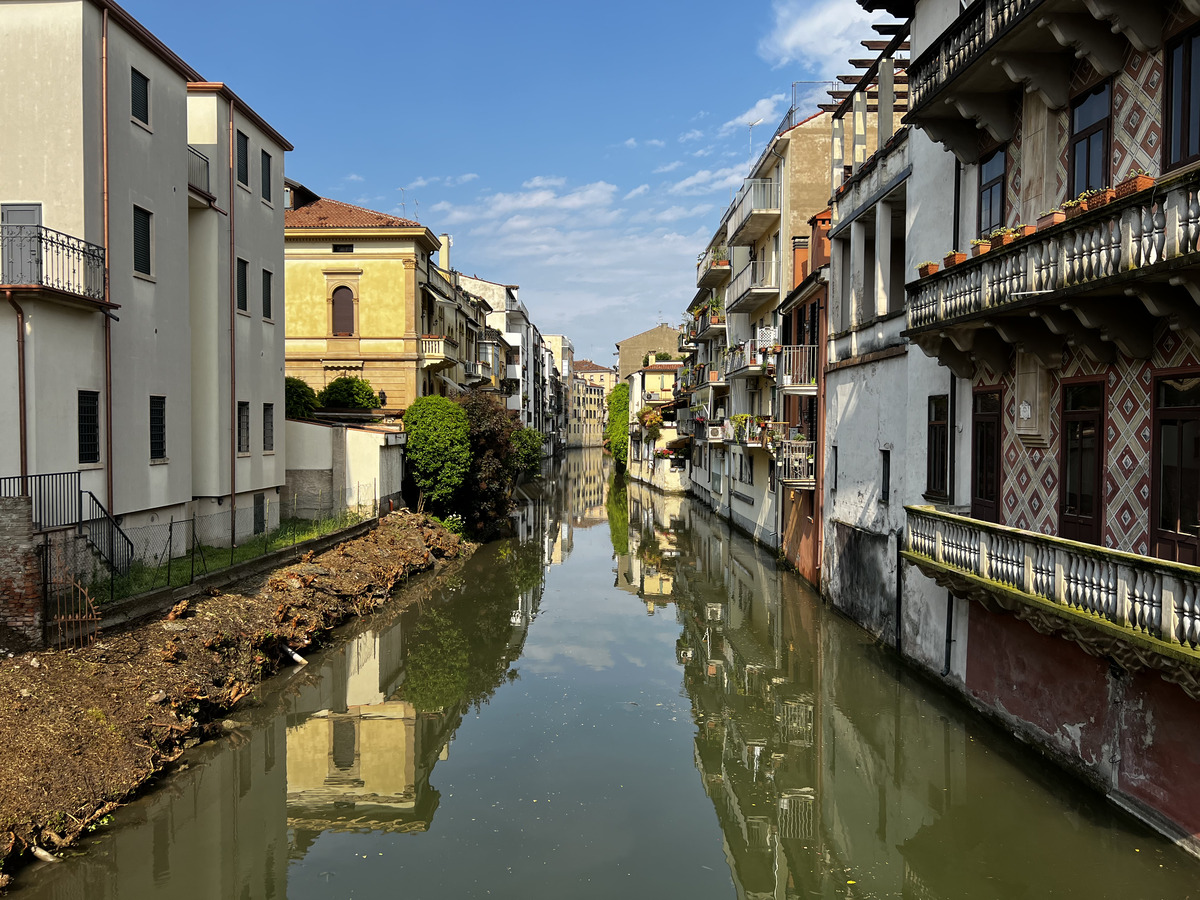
792 236 810 287
439 233 451 271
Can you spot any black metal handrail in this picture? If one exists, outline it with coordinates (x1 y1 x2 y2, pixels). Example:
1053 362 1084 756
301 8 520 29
0 471 81 531
188 145 211 195
82 490 133 575
0 224 105 301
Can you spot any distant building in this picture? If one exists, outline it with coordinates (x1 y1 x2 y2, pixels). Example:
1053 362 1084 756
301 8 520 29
575 359 619 396
616 324 681 383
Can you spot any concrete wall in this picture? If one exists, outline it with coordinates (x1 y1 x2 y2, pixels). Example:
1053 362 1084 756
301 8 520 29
0 498 43 649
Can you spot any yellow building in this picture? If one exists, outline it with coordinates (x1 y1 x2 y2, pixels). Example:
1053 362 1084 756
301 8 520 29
284 183 469 412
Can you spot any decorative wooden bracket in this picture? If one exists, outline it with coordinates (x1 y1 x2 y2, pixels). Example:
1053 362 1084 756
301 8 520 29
1037 14 1128 76
1061 299 1154 358
946 94 1015 143
1082 0 1163 51
992 52 1073 109
1033 308 1115 363
988 317 1064 368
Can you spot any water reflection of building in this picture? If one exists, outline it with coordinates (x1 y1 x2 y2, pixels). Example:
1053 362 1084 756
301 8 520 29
564 448 608 528
616 481 685 614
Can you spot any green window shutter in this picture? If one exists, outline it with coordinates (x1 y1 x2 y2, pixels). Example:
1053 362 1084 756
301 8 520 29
237 131 249 185
133 206 151 275
261 150 272 201
262 269 272 318
131 68 149 124
236 259 248 311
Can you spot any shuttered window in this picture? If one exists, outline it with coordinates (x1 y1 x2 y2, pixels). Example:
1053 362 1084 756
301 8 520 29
133 206 152 275
262 269 273 318
236 258 248 311
263 403 274 452
131 68 149 124
331 286 355 335
261 150 272 201
150 395 166 460
237 401 250 453
78 390 100 465
236 131 249 185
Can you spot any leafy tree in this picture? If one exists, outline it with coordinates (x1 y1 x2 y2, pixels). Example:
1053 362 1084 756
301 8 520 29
655 351 673 361
455 390 518 537
510 428 544 480
317 375 378 409
402 608 470 712
606 472 629 556
606 383 630 469
403 396 471 510
285 376 318 420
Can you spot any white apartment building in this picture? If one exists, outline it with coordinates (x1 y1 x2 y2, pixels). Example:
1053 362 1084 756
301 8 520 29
0 1 290 543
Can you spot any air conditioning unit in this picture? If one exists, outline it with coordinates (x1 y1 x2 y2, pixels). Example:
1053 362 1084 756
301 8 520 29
644 391 654 400
707 425 724 441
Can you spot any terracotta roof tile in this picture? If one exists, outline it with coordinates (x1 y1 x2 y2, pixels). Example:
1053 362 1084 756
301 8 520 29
285 196 422 229
575 359 614 372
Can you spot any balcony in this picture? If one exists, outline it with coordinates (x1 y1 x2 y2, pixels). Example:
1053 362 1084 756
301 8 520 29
778 440 817 489
0 225 106 305
419 334 459 371
906 168 1200 377
695 312 726 341
427 265 457 302
727 260 780 313
904 0 1145 161
777 345 819 394
187 145 211 199
726 330 778 379
697 247 733 288
727 180 781 246
904 505 1200 693
463 360 484 380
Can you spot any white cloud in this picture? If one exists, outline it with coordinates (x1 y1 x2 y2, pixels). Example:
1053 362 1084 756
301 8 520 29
655 204 713 223
679 129 704 143
624 184 650 200
624 137 638 148
403 173 477 190
453 173 479 185
759 0 883 77
647 138 666 148
720 94 789 136
669 164 748 196
523 175 567 189
653 160 684 174
344 173 364 182
431 180 620 227
406 176 432 189
692 147 714 158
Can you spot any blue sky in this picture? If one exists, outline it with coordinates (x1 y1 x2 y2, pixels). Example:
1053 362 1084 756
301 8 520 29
125 0 883 363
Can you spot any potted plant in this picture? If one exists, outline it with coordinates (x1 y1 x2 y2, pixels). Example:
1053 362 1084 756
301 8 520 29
771 343 783 354
1083 187 1115 211
1037 209 1065 229
943 250 966 268
990 227 1015 247
1012 223 1036 238
917 261 939 278
1116 168 1155 198
1061 197 1085 219
970 238 991 256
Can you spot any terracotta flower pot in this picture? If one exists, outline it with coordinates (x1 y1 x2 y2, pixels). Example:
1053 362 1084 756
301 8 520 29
918 262 939 278
1116 174 1154 198
1064 204 1086 220
1037 210 1065 229
992 232 1014 247
972 242 991 257
943 252 966 268
1084 188 1115 211
1013 224 1037 238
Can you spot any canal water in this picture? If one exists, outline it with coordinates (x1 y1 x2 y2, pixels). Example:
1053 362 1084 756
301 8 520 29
15 449 1200 898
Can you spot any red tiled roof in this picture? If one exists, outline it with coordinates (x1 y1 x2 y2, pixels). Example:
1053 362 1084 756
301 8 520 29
575 359 614 372
285 196 422 229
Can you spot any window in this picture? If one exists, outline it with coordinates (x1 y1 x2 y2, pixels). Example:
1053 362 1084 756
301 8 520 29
236 131 249 185
332 243 354 253
131 68 149 125
133 206 152 275
237 401 250 453
831 445 838 493
1070 83 1111 197
971 390 1002 522
331 285 354 335
881 449 891 504
1061 382 1104 544
262 269 273 318
263 403 274 452
261 151 272 201
1152 375 1200 563
1166 28 1200 170
236 258 248 311
78 390 100 464
926 394 950 499
149 395 166 460
978 149 1005 236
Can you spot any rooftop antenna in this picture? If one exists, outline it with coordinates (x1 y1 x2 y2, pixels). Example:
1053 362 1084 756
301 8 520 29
398 187 406 218
748 117 764 159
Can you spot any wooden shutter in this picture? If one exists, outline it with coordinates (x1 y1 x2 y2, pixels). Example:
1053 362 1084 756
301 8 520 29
236 131 249 184
133 206 151 274
149 395 166 459
332 286 354 335
261 150 272 201
262 269 272 318
236 259 248 311
131 68 149 124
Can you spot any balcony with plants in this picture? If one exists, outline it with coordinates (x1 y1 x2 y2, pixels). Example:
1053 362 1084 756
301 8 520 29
726 328 779 379
697 244 733 288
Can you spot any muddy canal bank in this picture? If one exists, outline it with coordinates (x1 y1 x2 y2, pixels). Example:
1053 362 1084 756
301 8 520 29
0 510 472 889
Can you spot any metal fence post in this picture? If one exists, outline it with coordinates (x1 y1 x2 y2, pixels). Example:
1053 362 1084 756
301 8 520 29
167 517 174 586
190 517 196 584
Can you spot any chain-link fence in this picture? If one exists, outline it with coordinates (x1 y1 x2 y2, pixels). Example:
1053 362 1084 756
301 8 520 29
45 482 379 608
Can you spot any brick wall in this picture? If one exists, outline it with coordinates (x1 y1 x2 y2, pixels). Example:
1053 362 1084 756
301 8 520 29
0 496 43 650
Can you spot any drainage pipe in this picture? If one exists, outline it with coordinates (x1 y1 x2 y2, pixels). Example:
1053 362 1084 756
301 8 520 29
6 292 27 485
941 590 955 677
893 527 903 651
102 7 114 511
227 99 238 544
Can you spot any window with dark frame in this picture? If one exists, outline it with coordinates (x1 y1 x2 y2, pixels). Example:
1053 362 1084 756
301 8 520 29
927 394 950 499
831 445 838 492
236 258 248 311
978 149 1005 236
263 403 274 452
331 285 355 335
261 150 272 201
78 390 100 465
332 244 354 253
131 68 149 125
236 131 249 185
1166 27 1200 171
237 401 250 454
262 269 272 318
881 449 891 504
1070 82 1111 197
149 395 166 460
133 206 152 275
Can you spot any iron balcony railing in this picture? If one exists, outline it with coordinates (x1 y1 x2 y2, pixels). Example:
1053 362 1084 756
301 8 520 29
187 145 211 195
728 259 780 312
905 505 1200 669
728 180 781 240
0 471 81 532
0 225 105 301
777 345 819 390
82 490 133 575
778 440 816 487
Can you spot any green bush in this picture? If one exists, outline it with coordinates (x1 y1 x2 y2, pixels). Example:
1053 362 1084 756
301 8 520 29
606 383 630 469
318 375 378 409
456 390 518 536
403 395 471 509
511 427 545 479
285 376 318 420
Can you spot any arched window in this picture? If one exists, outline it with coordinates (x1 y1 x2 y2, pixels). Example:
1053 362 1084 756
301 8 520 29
331 286 354 336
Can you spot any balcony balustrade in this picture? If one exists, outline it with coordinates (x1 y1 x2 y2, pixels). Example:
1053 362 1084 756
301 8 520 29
419 334 459 371
905 505 1200 695
727 259 780 313
695 312 726 340
726 329 778 379
778 440 817 488
187 145 211 196
777 345 819 394
0 225 105 303
697 246 733 288
727 180 781 247
906 168 1200 376
427 265 457 302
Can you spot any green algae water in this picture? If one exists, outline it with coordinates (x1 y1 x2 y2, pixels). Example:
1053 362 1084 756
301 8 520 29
14 449 1200 898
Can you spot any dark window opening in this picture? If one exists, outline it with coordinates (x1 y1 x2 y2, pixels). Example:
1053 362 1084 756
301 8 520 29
971 390 1002 522
1167 28 1200 171
78 390 100 465
332 243 354 253
236 131 249 185
262 269 273 318
131 68 149 125
150 395 166 460
332 286 354 335
263 402 274 452
237 401 250 454
236 258 248 311
1070 83 1111 197
260 150 272 201
978 148 1005 236
926 394 949 499
881 448 891 504
133 206 152 275
1153 374 1200 563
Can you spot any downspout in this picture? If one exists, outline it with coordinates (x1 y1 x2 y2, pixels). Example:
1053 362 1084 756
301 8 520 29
6 292 27 486
941 590 955 677
102 8 114 511
894 527 904 651
815 284 827 581
228 100 238 538
952 158 962 253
